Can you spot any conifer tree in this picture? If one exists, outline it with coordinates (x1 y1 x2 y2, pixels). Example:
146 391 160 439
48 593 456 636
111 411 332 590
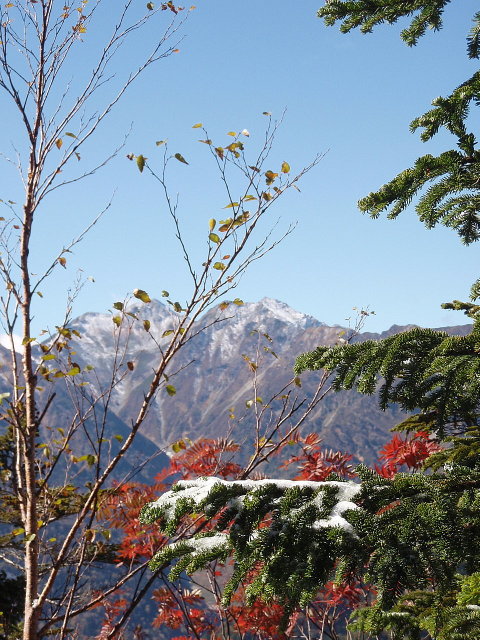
142 4 480 639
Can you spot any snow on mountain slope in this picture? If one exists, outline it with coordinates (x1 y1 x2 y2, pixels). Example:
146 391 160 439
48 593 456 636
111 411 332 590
12 298 471 469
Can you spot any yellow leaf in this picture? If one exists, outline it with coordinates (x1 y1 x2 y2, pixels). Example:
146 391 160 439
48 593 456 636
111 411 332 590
224 202 238 209
136 154 146 173
66 367 80 376
192 123 203 128
55 139 63 149
265 170 278 185
133 288 151 303
227 131 237 137
209 218 216 230
171 438 186 452
281 161 290 173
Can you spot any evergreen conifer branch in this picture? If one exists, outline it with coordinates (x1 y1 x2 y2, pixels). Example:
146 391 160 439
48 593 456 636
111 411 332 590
318 1 449 45
140 477 363 610
141 465 480 636
320 3 480 245
294 320 480 437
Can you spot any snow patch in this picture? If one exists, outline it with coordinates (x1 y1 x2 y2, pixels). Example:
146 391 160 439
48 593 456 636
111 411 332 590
189 533 229 552
0 333 22 352
148 476 361 536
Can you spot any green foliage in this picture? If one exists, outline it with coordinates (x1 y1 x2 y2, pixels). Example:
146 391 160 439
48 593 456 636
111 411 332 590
140 477 363 612
319 2 480 245
318 1 449 46
295 319 480 438
142 463 480 636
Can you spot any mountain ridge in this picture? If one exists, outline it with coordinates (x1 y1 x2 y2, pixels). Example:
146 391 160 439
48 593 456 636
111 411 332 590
64 298 473 466
0 298 472 471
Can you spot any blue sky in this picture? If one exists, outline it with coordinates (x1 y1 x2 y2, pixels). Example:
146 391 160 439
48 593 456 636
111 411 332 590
0 0 478 334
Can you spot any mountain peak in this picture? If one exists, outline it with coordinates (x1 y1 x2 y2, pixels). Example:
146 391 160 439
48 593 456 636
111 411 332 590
252 297 321 328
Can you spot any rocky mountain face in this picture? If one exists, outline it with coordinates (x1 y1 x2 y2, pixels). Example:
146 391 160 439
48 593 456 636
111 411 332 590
6 297 466 473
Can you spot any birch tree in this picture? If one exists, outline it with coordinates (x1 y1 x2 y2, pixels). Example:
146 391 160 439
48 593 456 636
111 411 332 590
0 2 318 639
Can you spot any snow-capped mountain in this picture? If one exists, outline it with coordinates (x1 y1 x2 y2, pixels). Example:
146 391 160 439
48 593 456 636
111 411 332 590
0 298 472 471
37 297 468 467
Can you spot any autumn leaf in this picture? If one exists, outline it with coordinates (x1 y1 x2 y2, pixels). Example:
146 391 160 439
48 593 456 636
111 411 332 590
171 438 186 452
136 155 146 172
133 288 151 303
174 152 188 164
265 170 278 185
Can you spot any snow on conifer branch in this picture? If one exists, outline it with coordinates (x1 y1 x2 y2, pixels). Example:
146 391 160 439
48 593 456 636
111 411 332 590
140 476 362 606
